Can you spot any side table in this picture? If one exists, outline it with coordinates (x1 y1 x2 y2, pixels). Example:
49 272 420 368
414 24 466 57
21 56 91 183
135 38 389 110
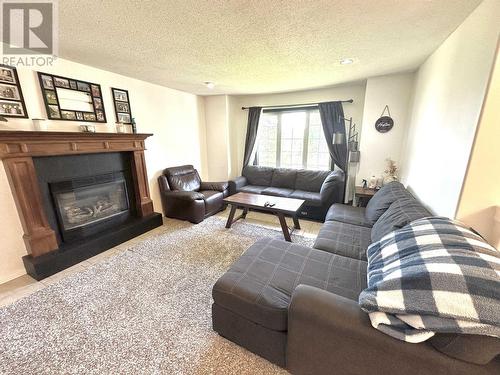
354 186 377 207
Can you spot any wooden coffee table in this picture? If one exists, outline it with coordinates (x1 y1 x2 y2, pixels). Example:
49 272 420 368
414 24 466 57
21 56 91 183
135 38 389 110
223 192 305 242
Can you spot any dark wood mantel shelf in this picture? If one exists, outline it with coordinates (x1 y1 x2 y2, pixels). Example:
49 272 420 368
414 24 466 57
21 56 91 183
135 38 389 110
0 130 155 258
0 130 153 158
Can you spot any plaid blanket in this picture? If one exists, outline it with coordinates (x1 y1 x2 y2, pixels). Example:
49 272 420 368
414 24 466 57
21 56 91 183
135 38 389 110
358 217 500 343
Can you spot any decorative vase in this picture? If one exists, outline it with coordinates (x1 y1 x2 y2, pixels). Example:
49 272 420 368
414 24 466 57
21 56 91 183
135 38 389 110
131 117 137 134
368 175 377 189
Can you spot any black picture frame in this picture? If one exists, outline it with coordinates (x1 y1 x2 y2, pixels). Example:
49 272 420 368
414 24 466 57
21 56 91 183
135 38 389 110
111 87 132 124
37 72 107 123
0 65 28 118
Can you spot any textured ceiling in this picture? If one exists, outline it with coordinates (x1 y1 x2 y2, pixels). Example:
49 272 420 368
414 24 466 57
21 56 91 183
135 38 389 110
58 0 482 95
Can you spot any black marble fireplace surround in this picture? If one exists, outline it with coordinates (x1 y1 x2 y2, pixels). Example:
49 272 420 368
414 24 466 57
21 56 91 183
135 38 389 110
23 152 162 280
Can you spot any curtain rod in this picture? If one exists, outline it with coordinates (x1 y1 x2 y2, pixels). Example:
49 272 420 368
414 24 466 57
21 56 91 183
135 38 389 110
241 99 353 110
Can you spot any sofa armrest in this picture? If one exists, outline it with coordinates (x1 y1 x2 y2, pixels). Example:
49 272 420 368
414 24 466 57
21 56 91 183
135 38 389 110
162 190 204 201
200 181 229 192
287 285 463 375
319 170 344 205
228 176 248 195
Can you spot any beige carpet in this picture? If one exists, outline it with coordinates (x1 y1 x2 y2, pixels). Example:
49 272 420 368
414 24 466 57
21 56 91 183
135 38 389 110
0 216 314 374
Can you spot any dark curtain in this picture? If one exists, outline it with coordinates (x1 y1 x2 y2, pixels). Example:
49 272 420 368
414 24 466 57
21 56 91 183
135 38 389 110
242 107 262 167
318 101 347 172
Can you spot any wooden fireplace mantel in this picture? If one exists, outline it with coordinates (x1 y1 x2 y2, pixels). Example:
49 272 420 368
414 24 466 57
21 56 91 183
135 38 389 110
0 130 155 258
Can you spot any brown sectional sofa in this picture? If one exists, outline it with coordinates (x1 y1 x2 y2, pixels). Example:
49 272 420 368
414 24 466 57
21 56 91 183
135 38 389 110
229 165 344 220
212 182 500 374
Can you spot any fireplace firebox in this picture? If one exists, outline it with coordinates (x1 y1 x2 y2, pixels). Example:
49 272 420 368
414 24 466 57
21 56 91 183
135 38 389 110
50 172 131 242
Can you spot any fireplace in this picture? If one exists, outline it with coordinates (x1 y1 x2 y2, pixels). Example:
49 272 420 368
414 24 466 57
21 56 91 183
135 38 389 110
0 131 163 280
50 172 130 242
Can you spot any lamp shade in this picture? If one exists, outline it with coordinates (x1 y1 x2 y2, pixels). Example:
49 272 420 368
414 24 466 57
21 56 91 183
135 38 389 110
349 150 360 163
332 132 344 145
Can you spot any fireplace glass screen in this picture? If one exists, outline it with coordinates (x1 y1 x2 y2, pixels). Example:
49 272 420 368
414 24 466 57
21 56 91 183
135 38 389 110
53 179 129 231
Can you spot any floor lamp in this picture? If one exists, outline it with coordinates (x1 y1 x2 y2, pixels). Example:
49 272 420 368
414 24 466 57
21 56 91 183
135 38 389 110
333 117 360 203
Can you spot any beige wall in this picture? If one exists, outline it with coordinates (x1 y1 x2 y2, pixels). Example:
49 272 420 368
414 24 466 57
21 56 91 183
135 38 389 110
205 75 417 202
204 95 230 180
456 47 500 248
357 72 415 185
0 58 207 283
400 0 500 217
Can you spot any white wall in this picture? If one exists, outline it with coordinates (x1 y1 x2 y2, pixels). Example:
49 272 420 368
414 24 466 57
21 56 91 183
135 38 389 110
400 0 499 217
357 73 415 184
0 58 207 283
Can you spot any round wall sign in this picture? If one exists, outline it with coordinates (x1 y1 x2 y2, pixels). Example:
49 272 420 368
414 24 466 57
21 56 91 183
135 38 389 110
375 116 394 133
375 105 394 133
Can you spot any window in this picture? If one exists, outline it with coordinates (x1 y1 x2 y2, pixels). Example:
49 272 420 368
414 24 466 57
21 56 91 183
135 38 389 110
254 108 331 170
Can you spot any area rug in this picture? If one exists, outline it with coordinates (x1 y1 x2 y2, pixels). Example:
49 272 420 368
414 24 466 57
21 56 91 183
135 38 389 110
0 216 314 374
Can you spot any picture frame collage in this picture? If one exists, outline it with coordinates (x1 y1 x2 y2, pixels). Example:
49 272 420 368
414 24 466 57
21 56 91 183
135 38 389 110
37 72 107 123
0 65 28 118
111 88 132 124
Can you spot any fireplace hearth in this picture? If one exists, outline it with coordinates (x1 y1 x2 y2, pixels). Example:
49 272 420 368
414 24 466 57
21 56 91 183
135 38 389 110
0 131 163 280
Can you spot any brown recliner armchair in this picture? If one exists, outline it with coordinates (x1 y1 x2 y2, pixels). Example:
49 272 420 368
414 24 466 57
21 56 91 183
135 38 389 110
158 165 229 224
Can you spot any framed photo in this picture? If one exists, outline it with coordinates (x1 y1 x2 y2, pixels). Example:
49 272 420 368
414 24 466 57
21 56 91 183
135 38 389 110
44 90 58 105
37 72 106 123
117 113 131 123
41 74 54 89
83 112 96 121
77 82 90 92
116 102 129 113
0 84 21 100
0 65 28 118
113 89 128 102
0 100 25 117
91 85 101 97
61 110 76 120
93 97 103 110
54 77 70 88
96 110 105 122
48 105 61 118
111 87 133 124
0 66 16 84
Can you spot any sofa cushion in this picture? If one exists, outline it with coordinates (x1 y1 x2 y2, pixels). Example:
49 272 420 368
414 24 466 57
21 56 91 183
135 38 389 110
313 221 371 261
271 168 297 189
262 187 294 197
242 165 274 186
371 197 431 243
319 170 345 205
289 190 322 207
212 238 367 331
239 185 267 194
167 171 201 191
365 182 410 223
430 334 500 365
295 169 330 192
199 190 223 214
325 204 373 227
